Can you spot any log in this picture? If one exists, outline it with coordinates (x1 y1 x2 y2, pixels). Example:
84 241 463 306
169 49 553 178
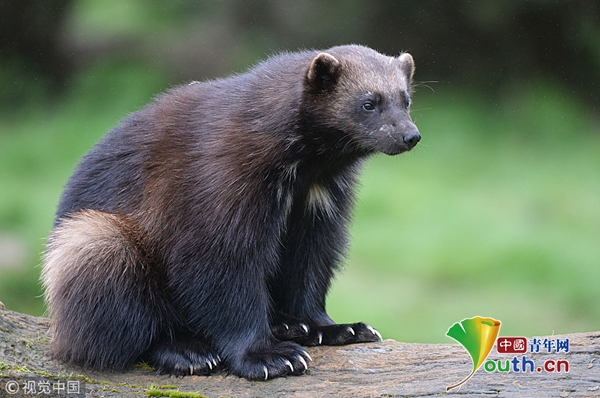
1 306 598 397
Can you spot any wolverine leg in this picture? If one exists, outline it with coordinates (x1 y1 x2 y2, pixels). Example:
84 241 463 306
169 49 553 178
271 178 382 345
168 250 312 380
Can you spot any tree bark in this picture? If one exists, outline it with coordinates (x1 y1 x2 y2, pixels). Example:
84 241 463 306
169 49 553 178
1 307 598 397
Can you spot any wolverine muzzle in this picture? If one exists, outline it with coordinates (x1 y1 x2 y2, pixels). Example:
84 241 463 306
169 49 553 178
403 130 421 150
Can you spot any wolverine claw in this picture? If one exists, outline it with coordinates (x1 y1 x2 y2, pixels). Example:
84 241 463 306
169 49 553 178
285 359 294 373
302 350 313 362
297 355 308 372
367 325 383 341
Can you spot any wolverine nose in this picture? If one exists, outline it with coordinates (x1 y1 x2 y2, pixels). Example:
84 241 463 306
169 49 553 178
403 130 421 149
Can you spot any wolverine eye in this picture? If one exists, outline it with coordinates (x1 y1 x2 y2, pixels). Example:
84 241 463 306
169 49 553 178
362 101 376 112
403 92 411 108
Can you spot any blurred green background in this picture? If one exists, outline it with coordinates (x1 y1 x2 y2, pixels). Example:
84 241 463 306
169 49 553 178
1 0 599 343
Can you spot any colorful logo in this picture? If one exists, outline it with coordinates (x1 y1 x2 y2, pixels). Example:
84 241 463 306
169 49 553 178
486 336 570 374
445 317 571 391
445 316 501 391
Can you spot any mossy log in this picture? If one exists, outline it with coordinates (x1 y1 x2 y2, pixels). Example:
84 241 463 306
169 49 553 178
1 306 598 397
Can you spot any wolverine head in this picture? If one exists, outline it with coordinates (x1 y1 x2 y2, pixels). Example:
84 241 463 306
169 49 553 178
304 45 420 156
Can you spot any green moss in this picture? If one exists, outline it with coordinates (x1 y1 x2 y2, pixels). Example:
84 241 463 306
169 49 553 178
133 361 156 371
97 387 120 393
33 370 56 378
72 374 98 384
145 389 209 398
0 364 30 373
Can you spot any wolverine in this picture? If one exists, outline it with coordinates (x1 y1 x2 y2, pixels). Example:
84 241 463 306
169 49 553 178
42 44 421 380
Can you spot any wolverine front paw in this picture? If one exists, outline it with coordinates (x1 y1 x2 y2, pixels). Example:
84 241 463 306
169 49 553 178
271 315 311 341
306 322 383 346
230 341 312 380
274 320 382 346
271 313 382 346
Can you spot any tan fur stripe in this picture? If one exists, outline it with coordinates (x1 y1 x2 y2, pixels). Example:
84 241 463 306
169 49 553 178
42 210 137 313
306 183 336 218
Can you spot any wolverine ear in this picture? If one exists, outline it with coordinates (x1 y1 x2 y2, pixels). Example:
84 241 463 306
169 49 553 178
306 52 340 91
398 52 415 86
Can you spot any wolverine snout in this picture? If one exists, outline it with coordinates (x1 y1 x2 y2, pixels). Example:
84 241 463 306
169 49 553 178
403 130 421 150
375 125 421 155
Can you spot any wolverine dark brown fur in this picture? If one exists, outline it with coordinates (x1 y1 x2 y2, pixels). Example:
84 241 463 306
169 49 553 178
42 45 420 380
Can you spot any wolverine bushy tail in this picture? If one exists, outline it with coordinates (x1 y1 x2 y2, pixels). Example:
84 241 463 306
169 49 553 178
42 210 169 370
